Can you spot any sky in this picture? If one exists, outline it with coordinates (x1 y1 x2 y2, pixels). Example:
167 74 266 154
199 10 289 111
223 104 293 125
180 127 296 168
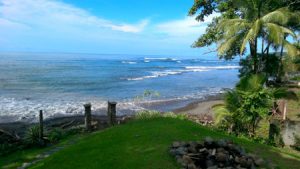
0 0 219 57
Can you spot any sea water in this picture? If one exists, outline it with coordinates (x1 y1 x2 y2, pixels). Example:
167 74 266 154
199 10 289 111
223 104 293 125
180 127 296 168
0 53 239 123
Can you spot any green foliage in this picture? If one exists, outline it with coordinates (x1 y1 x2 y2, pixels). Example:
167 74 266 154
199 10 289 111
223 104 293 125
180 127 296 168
213 74 286 136
48 128 64 144
30 118 300 169
25 125 44 147
134 90 160 102
135 110 187 120
189 0 300 77
292 134 300 151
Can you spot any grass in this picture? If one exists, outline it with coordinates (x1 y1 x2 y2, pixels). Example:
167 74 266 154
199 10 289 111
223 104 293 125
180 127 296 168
286 90 300 121
0 134 85 169
26 118 300 169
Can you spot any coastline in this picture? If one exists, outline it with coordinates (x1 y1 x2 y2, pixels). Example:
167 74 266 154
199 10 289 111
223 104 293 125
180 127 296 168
0 93 224 137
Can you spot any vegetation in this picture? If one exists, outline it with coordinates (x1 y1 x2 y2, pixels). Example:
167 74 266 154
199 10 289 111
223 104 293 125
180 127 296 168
190 0 300 146
30 118 300 169
189 0 300 80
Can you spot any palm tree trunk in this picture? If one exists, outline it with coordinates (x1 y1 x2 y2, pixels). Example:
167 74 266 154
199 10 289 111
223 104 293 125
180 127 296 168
250 41 258 73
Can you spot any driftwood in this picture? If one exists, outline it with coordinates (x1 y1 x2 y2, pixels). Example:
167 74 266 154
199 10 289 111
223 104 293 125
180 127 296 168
0 129 21 142
61 120 76 129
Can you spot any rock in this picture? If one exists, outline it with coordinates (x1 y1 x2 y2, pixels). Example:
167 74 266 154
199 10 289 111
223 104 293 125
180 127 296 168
217 139 227 147
187 163 197 169
173 141 181 148
182 155 193 164
170 139 264 169
207 165 218 169
211 148 216 156
234 156 240 163
239 156 250 168
206 159 215 167
176 147 187 155
216 152 228 162
204 136 213 146
254 158 265 166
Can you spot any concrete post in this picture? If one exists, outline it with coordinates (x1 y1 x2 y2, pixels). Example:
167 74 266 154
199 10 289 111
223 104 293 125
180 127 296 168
107 101 117 126
84 103 92 131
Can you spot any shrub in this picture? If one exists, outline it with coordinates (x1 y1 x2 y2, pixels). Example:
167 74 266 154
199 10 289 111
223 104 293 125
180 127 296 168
135 110 187 120
48 128 64 144
24 125 44 147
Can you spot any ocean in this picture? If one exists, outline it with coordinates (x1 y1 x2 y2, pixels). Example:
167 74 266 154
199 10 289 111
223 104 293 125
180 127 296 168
0 53 240 123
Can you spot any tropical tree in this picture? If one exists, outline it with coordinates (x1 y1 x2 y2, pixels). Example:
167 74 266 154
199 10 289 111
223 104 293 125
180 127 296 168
213 74 297 136
189 0 300 77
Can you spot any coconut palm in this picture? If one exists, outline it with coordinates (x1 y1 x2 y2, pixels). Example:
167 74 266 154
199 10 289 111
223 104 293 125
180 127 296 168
213 74 298 136
217 5 299 73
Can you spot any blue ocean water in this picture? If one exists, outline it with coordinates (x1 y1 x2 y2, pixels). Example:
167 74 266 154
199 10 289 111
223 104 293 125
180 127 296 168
0 53 239 123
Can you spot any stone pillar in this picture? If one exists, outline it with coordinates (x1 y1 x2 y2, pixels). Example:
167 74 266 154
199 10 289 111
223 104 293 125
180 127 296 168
39 110 43 140
107 101 117 126
84 103 92 131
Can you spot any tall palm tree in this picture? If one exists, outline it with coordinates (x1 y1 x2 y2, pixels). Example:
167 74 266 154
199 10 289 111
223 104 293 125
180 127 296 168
217 5 299 73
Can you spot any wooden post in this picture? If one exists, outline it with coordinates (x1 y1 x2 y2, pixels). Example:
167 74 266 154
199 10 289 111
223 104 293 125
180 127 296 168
84 103 92 131
39 110 43 140
107 101 117 126
282 101 287 120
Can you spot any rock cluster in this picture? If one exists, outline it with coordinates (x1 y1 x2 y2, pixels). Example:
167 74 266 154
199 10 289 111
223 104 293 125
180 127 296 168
170 137 265 169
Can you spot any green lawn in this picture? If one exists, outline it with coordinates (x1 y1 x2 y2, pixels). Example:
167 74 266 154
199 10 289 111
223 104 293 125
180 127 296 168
26 118 300 169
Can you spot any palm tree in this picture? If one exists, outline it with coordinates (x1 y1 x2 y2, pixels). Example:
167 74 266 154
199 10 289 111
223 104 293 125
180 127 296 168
213 74 298 136
217 4 299 74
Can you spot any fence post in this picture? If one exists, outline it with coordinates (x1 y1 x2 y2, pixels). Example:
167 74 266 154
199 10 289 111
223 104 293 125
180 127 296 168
84 103 92 131
107 101 117 126
39 110 43 140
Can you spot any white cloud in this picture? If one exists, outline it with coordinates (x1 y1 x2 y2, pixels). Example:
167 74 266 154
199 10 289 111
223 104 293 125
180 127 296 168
155 13 220 37
0 0 148 33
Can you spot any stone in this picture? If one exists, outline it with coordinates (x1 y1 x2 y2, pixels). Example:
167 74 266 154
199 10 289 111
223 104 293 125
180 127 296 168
217 139 227 147
173 141 181 148
207 165 218 169
211 148 216 156
187 163 197 169
182 155 193 164
254 158 265 166
206 159 215 167
216 152 228 162
239 156 250 168
176 147 187 155
204 136 213 146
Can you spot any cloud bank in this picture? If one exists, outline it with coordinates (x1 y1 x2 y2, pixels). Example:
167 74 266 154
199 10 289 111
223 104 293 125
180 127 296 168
0 0 217 55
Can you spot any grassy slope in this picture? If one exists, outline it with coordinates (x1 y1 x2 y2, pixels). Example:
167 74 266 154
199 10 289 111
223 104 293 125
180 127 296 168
1 135 85 169
29 118 300 169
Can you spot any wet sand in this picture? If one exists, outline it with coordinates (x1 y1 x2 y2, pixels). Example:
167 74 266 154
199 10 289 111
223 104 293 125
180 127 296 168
173 100 224 115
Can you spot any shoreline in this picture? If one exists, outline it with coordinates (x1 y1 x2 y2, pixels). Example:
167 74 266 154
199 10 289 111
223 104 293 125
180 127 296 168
0 93 224 137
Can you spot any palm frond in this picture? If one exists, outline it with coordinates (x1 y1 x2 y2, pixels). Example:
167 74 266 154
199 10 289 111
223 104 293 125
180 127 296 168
240 19 262 54
283 41 300 58
212 104 231 125
262 7 292 25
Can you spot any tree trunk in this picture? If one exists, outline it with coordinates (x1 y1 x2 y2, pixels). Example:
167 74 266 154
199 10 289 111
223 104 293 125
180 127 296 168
250 41 258 73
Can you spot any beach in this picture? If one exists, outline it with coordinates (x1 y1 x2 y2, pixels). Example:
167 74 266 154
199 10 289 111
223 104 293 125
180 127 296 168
0 93 224 138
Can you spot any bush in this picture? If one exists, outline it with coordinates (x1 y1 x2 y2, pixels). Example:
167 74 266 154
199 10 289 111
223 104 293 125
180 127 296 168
25 125 44 147
135 110 187 120
291 134 300 151
48 128 64 144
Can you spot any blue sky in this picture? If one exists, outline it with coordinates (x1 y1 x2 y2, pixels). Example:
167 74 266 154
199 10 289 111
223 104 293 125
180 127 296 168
0 0 219 57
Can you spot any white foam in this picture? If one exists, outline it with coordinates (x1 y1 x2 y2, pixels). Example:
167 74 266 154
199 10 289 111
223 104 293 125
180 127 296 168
0 97 144 123
122 61 137 64
126 65 239 81
185 65 240 70
144 57 178 61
